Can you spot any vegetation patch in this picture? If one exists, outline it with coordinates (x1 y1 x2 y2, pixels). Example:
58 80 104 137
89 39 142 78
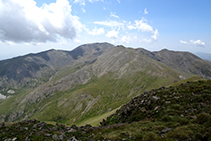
0 80 211 140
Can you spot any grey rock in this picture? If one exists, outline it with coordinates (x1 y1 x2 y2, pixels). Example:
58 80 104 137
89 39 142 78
25 137 29 141
59 134 64 140
52 134 59 140
151 96 160 102
67 128 77 133
12 138 17 141
52 127 57 131
70 136 78 141
160 128 173 133
45 133 51 137
24 127 28 130
147 100 151 105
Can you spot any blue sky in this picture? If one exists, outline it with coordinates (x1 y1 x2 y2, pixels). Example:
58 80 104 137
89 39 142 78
0 0 211 60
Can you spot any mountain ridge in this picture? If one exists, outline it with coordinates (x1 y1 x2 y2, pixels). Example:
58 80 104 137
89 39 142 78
0 42 211 126
0 42 114 92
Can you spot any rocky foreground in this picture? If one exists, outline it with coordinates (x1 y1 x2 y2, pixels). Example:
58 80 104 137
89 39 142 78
0 80 211 141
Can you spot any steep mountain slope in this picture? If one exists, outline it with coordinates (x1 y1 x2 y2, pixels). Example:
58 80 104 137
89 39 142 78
0 42 113 95
1 44 211 125
138 48 211 79
0 43 211 126
153 49 211 78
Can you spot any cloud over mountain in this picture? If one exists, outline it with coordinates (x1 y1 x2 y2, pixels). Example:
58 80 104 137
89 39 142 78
180 39 206 47
0 0 81 44
106 30 119 39
190 40 205 46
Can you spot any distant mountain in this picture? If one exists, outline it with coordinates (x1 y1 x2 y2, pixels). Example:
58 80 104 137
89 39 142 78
136 48 211 79
0 42 113 93
196 52 211 61
153 49 211 79
0 43 211 125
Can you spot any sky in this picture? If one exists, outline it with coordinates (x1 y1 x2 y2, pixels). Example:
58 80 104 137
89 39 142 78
0 0 211 60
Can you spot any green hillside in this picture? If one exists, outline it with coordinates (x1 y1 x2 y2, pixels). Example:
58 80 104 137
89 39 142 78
0 80 210 141
1 43 211 129
0 46 186 125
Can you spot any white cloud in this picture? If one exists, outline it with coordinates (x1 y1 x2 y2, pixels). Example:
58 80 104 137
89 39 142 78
86 27 105 35
82 8 86 13
151 29 159 41
180 40 205 46
74 0 85 5
144 8 148 14
73 38 82 43
73 0 103 5
128 18 158 42
117 0 120 3
110 12 119 18
142 38 153 43
180 40 189 44
128 19 153 32
0 0 82 44
106 30 119 39
89 0 104 3
121 36 130 44
94 18 159 43
190 40 205 46
94 20 124 28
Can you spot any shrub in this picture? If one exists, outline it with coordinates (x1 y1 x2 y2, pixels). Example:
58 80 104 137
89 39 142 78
171 116 189 125
143 132 158 141
166 126 193 140
132 133 143 140
196 113 211 125
171 104 181 110
161 115 171 122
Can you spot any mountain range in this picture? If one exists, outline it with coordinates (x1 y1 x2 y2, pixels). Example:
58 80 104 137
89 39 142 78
0 42 211 126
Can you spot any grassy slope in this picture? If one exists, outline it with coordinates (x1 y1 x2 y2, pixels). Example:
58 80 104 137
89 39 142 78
28 66 181 125
0 55 191 125
0 80 210 141
0 46 202 125
102 80 211 125
76 107 120 126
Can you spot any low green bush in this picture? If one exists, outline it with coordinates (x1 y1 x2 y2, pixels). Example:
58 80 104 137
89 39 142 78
143 132 158 141
196 112 211 125
166 126 193 140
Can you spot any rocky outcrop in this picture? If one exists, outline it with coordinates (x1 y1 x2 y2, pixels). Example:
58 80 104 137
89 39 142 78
0 119 97 141
101 80 211 125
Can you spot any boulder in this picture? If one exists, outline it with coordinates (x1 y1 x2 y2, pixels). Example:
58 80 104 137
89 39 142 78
52 134 59 140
